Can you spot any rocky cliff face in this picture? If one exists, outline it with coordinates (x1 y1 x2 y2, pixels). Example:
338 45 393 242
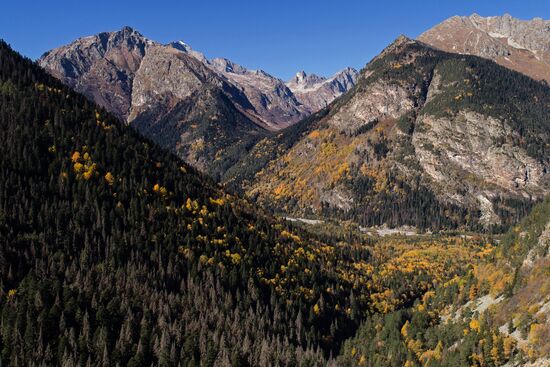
205 57 306 129
286 68 359 112
233 36 550 230
38 26 153 120
418 14 550 83
128 44 256 124
413 111 546 226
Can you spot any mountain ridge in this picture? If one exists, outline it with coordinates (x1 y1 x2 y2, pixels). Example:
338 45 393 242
228 35 550 230
419 13 550 83
39 26 358 129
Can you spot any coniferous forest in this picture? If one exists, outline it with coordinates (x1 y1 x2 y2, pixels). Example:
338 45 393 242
0 40 340 365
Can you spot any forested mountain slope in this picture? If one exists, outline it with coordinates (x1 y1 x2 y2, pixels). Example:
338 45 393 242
228 36 550 231
0 40 330 366
338 195 550 367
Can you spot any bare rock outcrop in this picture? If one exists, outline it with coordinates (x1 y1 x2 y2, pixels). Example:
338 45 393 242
39 26 153 120
419 14 550 82
286 68 359 112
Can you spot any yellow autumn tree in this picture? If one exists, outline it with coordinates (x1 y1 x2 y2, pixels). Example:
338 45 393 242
469 285 478 301
528 323 543 344
401 320 410 338
82 170 93 180
469 319 480 332
82 163 97 180
71 151 81 162
503 336 515 359
73 162 84 173
313 304 320 315
104 172 114 185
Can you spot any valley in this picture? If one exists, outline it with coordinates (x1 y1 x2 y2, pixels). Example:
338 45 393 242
0 10 549 367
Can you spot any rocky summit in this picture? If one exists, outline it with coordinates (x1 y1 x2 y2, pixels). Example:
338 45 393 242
286 67 359 112
419 13 550 83
39 26 153 120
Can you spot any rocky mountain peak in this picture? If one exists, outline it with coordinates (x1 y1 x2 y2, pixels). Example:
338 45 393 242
418 13 550 82
38 26 154 120
330 67 359 92
370 35 418 65
394 34 413 44
168 40 208 63
209 57 248 74
334 67 359 81
169 40 192 52
287 70 326 91
292 70 312 84
121 25 136 32
286 67 358 111
95 26 152 52
340 66 358 74
118 25 139 37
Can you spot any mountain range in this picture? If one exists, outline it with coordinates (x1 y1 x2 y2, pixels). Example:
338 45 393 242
38 27 359 128
39 27 358 180
38 14 550 232
35 16 550 228
1 11 550 367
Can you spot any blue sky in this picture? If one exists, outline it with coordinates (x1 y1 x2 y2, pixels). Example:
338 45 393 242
1 0 548 80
